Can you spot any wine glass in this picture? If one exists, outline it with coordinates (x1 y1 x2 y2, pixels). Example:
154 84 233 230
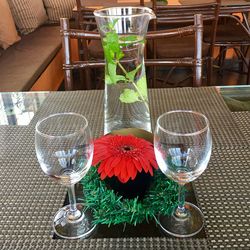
154 110 212 237
35 112 96 239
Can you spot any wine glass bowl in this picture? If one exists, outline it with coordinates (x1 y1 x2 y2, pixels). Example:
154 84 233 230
154 110 212 237
35 112 96 239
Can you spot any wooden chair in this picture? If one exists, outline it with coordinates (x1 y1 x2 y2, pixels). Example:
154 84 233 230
204 13 250 84
75 0 147 59
75 0 146 31
60 14 203 90
151 0 221 86
74 1 147 89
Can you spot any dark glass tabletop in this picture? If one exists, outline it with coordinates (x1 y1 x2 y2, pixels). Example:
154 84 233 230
0 91 49 125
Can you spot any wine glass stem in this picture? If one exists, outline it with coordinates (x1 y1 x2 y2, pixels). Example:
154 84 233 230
67 185 81 221
175 184 188 218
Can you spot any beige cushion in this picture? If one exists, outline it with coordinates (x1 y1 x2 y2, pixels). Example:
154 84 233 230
7 0 48 34
0 25 61 91
43 0 75 22
0 0 20 49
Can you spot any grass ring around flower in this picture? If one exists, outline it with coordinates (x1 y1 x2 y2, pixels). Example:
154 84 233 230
80 167 179 226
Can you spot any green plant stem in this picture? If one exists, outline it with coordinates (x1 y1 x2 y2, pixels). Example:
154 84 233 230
117 61 149 112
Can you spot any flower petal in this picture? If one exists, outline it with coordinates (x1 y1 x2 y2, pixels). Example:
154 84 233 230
126 159 133 180
118 175 127 183
140 156 151 173
133 159 142 172
107 168 114 178
100 170 107 180
92 151 109 165
97 161 106 174
120 161 128 182
118 171 130 183
148 165 153 176
109 156 122 170
104 157 117 176
130 162 137 180
114 161 122 176
148 157 158 169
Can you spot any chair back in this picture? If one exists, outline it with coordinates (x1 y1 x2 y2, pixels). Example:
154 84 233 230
152 1 220 52
75 0 146 30
60 14 203 90
152 0 220 24
151 0 220 85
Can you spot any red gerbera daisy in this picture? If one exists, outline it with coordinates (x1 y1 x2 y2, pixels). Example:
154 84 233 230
92 134 158 183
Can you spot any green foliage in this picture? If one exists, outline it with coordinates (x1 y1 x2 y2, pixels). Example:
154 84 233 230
136 76 148 99
80 168 179 226
102 19 149 109
119 89 140 103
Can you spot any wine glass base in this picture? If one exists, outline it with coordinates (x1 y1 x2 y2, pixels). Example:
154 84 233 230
158 202 204 238
53 203 96 239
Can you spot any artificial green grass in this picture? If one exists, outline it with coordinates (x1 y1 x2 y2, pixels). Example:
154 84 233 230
80 167 178 226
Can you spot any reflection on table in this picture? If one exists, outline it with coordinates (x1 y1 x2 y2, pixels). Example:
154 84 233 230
0 92 48 125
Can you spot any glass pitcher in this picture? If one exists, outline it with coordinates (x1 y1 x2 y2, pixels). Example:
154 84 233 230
94 7 155 134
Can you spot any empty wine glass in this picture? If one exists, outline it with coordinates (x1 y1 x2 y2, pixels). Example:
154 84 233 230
154 110 212 237
35 112 96 239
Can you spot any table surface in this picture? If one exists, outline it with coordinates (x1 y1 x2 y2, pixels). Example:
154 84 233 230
0 86 249 249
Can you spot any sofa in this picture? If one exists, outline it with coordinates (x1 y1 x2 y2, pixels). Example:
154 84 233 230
0 0 76 92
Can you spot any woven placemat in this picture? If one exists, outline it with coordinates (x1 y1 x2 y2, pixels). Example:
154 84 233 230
194 148 250 249
1 143 249 248
149 87 248 148
0 88 249 249
0 238 209 249
0 129 66 239
0 127 35 158
28 88 248 148
29 90 104 139
232 111 250 142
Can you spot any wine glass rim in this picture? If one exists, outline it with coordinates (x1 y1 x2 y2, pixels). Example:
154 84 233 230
94 6 154 18
35 112 89 138
156 110 210 136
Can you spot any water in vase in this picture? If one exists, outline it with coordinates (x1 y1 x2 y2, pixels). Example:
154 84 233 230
94 7 155 134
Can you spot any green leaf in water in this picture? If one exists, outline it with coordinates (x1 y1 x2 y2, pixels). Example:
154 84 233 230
106 63 127 84
107 62 117 83
119 35 138 42
136 76 148 99
115 75 127 82
105 74 113 85
119 89 139 103
108 18 119 30
103 31 124 63
101 18 119 32
126 64 142 82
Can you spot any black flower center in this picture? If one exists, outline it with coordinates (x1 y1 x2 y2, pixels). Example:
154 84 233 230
122 145 133 152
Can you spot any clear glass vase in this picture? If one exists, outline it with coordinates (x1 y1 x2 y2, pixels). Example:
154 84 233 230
94 7 155 134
